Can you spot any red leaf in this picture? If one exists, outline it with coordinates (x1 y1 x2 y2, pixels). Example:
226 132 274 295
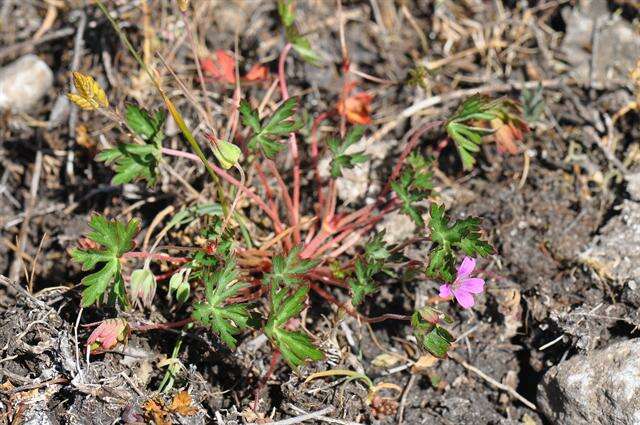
490 118 527 155
200 50 237 84
216 50 237 84
200 57 218 78
244 64 269 82
338 92 373 125
87 318 129 353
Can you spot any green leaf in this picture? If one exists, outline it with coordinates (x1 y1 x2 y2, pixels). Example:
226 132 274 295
426 204 493 282
277 0 295 27
97 143 161 186
347 259 377 306
98 104 166 187
391 153 434 226
411 310 454 358
266 246 319 288
71 215 139 307
290 35 322 66
265 285 324 368
327 126 368 178
364 231 391 262
191 260 250 349
347 232 397 306
239 100 261 133
125 104 165 146
446 95 527 170
263 98 300 135
241 98 302 158
278 2 322 66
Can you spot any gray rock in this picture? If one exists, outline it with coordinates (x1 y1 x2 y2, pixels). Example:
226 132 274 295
581 200 640 285
318 135 393 204
377 210 416 245
0 54 53 113
538 339 640 425
47 95 70 129
626 173 640 202
561 0 640 85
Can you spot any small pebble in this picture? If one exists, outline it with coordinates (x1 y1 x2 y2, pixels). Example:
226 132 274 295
48 95 70 129
0 54 54 113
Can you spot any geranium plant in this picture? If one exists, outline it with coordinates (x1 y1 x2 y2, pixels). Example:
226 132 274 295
69 0 526 409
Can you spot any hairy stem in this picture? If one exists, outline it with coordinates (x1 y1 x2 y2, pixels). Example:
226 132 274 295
133 317 194 331
310 111 333 208
278 42 301 244
266 159 296 237
380 120 443 198
253 350 281 411
122 251 189 264
310 283 410 323
161 147 279 224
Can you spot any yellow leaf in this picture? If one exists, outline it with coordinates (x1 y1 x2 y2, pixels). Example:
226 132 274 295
177 0 190 12
142 399 171 425
67 93 98 110
371 353 403 368
76 124 94 148
411 354 438 373
169 390 198 416
68 71 109 110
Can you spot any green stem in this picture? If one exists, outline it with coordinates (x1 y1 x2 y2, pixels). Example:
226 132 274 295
159 336 183 393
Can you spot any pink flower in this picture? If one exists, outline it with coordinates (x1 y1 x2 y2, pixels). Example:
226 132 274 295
438 257 485 309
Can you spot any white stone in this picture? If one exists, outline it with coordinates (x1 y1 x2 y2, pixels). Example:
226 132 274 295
539 339 640 425
0 54 53 113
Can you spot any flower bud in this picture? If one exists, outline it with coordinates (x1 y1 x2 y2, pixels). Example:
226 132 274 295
130 268 156 308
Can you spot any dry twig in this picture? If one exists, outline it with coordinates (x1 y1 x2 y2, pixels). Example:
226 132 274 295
448 352 536 410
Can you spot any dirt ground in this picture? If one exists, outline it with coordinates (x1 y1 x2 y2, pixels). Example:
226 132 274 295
1 0 640 424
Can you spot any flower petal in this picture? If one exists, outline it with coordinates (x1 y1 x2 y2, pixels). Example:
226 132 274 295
456 257 476 279
459 278 485 294
438 284 453 299
453 289 475 309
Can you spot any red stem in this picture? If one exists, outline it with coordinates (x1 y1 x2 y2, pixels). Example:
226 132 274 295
310 111 333 207
306 270 349 289
266 159 296 237
155 267 183 281
253 350 281 411
254 161 276 206
133 317 194 331
310 283 410 323
161 147 279 224
255 161 291 250
278 43 293 99
278 42 302 244
300 227 330 259
122 251 189 264
380 120 443 198
308 198 399 259
322 120 442 235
